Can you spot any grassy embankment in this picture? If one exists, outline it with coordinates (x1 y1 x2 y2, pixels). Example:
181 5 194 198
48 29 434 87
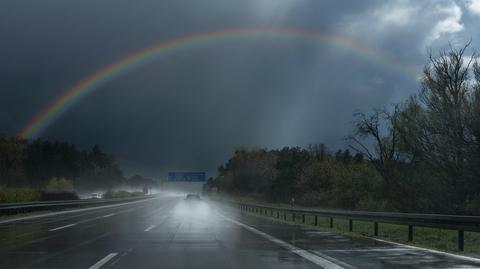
230 196 480 256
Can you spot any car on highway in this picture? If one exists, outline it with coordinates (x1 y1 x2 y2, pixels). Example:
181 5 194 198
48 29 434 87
91 193 101 199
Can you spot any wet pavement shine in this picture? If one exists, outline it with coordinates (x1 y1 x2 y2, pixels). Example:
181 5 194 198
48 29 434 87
0 195 479 269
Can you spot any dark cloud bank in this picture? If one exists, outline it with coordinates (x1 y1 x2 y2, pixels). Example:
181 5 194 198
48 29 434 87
1 0 479 177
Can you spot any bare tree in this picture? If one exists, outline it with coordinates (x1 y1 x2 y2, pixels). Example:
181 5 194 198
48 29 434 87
348 106 406 203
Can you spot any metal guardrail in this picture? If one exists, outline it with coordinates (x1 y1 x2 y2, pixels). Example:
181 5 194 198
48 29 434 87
0 196 152 216
230 201 480 251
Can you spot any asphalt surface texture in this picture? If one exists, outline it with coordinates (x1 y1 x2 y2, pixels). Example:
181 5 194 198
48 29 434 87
1 195 479 269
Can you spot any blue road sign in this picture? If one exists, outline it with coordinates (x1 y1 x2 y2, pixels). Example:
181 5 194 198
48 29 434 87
168 172 206 182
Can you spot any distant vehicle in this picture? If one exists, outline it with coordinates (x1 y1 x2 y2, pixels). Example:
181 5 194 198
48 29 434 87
185 194 201 201
91 193 101 199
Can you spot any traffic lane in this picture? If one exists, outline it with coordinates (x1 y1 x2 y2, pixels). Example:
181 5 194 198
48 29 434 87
0 196 164 227
220 206 480 269
0 196 174 246
2 198 318 269
6 198 477 269
0 196 180 269
110 200 322 269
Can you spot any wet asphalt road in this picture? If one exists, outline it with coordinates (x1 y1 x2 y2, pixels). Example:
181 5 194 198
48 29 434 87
0 195 479 269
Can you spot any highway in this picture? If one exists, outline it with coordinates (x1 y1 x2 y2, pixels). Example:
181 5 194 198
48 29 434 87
1 195 479 269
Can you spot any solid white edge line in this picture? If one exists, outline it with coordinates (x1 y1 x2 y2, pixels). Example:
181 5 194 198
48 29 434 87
102 213 115 218
49 223 76 231
88 253 118 269
220 214 347 269
229 203 480 264
144 225 156 232
0 198 157 225
372 237 480 264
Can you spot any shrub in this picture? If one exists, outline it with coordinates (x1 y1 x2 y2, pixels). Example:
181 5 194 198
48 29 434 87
0 185 41 203
298 191 329 206
40 191 79 201
45 177 74 193
103 190 144 199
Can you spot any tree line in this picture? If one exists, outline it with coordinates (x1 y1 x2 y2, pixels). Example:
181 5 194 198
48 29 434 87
205 44 480 215
0 135 154 193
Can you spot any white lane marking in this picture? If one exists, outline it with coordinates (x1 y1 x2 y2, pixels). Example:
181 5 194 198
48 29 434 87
144 225 156 232
88 253 118 269
311 251 356 269
373 237 480 264
221 215 348 269
102 213 115 218
49 223 76 231
0 198 157 225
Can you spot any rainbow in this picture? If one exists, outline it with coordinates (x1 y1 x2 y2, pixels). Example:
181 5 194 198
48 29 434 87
18 28 421 139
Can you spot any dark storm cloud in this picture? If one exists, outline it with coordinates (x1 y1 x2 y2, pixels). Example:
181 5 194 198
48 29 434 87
0 0 478 177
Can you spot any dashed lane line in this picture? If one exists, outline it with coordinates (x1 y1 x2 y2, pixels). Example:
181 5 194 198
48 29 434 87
88 253 118 269
48 223 77 232
144 225 156 232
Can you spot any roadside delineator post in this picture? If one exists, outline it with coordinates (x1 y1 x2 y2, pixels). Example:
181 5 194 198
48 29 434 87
408 225 413 242
458 230 464 251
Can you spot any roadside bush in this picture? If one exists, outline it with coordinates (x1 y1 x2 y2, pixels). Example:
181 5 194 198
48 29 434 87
0 186 41 203
298 191 329 206
103 190 144 199
40 191 79 201
45 177 74 193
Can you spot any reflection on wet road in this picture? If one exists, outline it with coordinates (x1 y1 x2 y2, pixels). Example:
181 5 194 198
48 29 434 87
0 195 479 268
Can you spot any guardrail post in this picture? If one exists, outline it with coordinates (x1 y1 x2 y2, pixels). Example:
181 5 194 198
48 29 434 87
302 214 305 224
374 222 378 236
314 215 318 226
329 217 333 228
292 213 296 222
284 212 287 221
276 211 279 218
458 230 464 251
349 219 353 232
408 225 413 242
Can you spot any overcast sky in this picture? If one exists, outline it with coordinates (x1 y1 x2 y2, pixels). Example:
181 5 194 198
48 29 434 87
1 0 479 178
